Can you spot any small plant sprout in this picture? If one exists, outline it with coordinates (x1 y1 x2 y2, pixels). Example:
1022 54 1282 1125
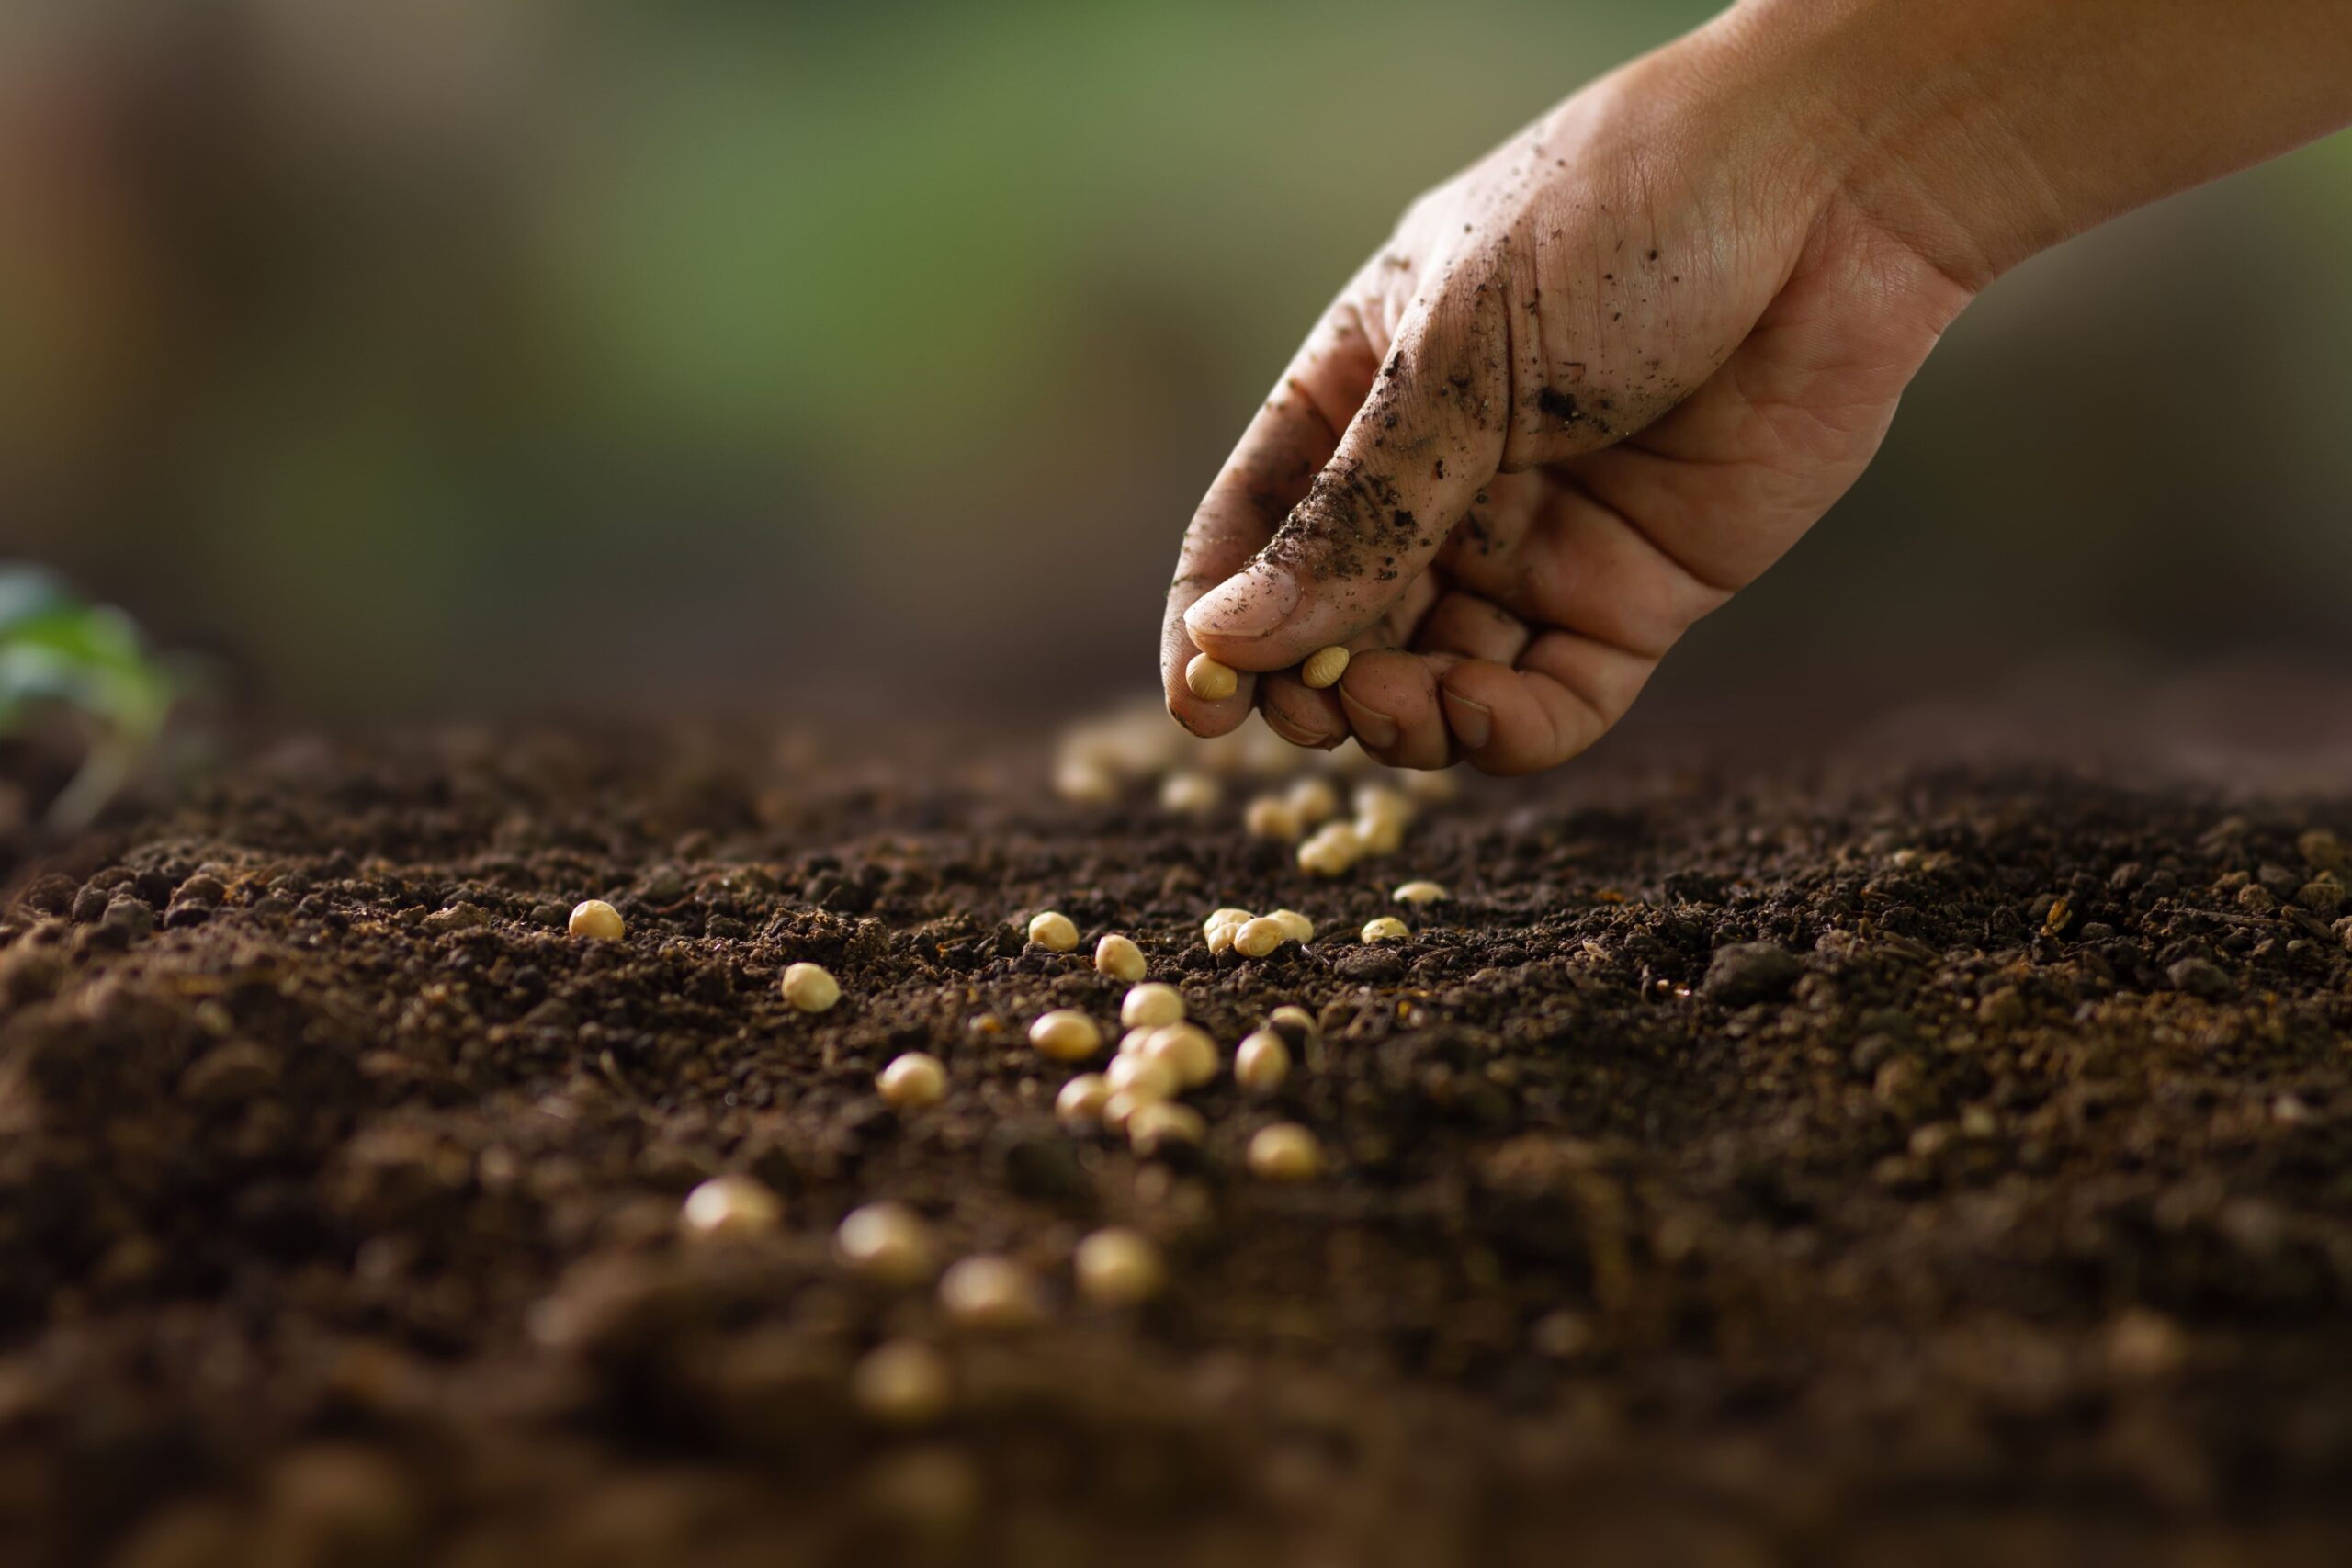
1301 646 1351 690
1159 772 1220 815
852 1340 953 1427
1120 983 1185 1030
1233 916 1287 958
833 1202 937 1288
938 1255 1045 1331
568 899 625 942
1074 1228 1167 1306
1028 1010 1103 1063
1361 916 1409 943
1127 1100 1205 1156
1056 1073 1114 1126
1244 795 1302 841
1105 1052 1178 1104
0 567 184 833
680 1174 784 1240
1269 909 1315 944
1248 1123 1324 1182
1142 1023 1218 1089
1026 911 1080 952
1094 933 1148 983
1286 776 1340 827
1296 821 1363 876
782 961 842 1013
1184 653 1238 702
1392 880 1448 904
878 1052 949 1110
1234 1029 1291 1093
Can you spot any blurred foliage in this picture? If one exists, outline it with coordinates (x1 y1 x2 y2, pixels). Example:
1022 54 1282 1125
0 566 177 830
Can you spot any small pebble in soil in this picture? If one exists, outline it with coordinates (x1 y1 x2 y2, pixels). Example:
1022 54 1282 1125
1248 1123 1324 1181
1268 908 1315 944
852 1340 953 1427
1287 776 1340 827
679 1174 784 1240
1301 646 1351 689
938 1255 1045 1331
1106 1052 1179 1104
1141 1023 1218 1088
1055 1073 1113 1126
1025 911 1080 952
1184 654 1238 702
1028 1009 1103 1063
781 961 842 1013
878 1052 949 1110
1074 1227 1167 1306
1702 942 1801 1005
1094 934 1148 983
1361 917 1409 943
1159 772 1220 815
1244 796 1302 841
567 899 625 942
1234 1029 1291 1093
1393 880 1448 904
1233 916 1288 958
1297 821 1363 876
1127 1101 1205 1156
833 1202 937 1288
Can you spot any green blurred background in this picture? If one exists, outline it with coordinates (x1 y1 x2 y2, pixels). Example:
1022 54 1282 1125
6 0 2350 728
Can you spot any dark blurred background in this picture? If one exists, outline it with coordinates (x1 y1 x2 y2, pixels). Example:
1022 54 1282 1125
6 0 2350 730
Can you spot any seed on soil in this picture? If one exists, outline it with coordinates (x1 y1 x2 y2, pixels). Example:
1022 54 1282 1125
1354 812 1404 855
1026 911 1080 952
781 961 842 1013
1361 917 1408 943
1141 1022 1218 1088
1094 933 1148 983
1121 983 1184 1030
1267 1005 1318 1045
1392 880 1447 904
1354 783 1413 826
1287 777 1340 826
1184 654 1238 702
1127 1101 1205 1156
1234 1030 1291 1093
1244 796 1302 841
878 1052 949 1110
1203 907 1253 936
1159 772 1220 815
1100 1089 1152 1131
852 1339 953 1427
1269 908 1315 944
680 1174 784 1240
1233 916 1287 958
567 899 625 942
1301 646 1351 689
938 1255 1045 1331
1056 1073 1114 1126
1105 1052 1178 1103
1074 1227 1167 1306
1297 821 1363 877
1028 1009 1104 1063
1248 1123 1323 1182
833 1202 937 1288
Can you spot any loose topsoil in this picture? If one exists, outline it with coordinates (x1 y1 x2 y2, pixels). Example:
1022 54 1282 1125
6 722 2352 1566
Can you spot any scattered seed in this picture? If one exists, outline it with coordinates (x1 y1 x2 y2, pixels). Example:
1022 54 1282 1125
1106 1052 1178 1103
1301 646 1351 689
1056 1073 1113 1126
1074 1227 1167 1305
1286 777 1340 826
1244 796 1302 841
1094 933 1148 983
1026 911 1080 952
1234 1029 1291 1093
1142 1023 1218 1088
833 1202 936 1288
1100 1089 1153 1131
1248 1123 1323 1181
1028 1009 1103 1063
1361 916 1409 943
567 899 624 942
680 1174 783 1240
1204 912 1247 954
1159 772 1220 815
1117 1026 1158 1056
1354 783 1414 827
1353 812 1404 855
878 1052 948 1110
1233 916 1287 958
1184 654 1238 701
1297 821 1363 876
1267 1005 1318 1045
938 1255 1045 1331
1053 757 1119 805
1121 982 1185 1029
852 1339 953 1427
781 961 842 1013
1203 907 1254 937
1392 880 1448 904
1269 908 1314 944
1128 1101 1205 1155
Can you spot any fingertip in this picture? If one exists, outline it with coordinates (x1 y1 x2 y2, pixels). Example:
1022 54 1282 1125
1260 676 1346 750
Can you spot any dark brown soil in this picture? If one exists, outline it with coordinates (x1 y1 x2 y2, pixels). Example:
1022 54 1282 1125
6 723 2352 1566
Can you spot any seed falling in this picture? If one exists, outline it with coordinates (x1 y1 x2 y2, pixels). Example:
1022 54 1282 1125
1141 1023 1218 1088
567 899 624 942
1244 796 1302 841
878 1052 948 1110
852 1339 953 1427
1029 1009 1104 1063
1248 1122 1324 1182
1026 911 1080 952
1159 772 1220 815
1234 1029 1291 1093
1233 916 1287 958
1053 757 1119 806
1128 1100 1206 1156
1184 654 1238 702
834 1202 937 1288
1121 983 1185 1029
1056 1073 1113 1126
1301 646 1351 690
938 1255 1045 1331
1354 783 1414 828
1361 916 1409 943
1353 812 1405 855
1106 1052 1179 1103
1094 933 1148 983
1287 776 1340 827
1269 908 1315 944
1392 880 1448 904
1074 1227 1167 1306
781 961 842 1013
680 1174 783 1240
1297 821 1363 877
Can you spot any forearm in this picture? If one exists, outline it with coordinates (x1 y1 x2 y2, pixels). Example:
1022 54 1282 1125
1714 0 2352 288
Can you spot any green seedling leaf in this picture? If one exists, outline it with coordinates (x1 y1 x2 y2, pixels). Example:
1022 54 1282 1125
0 563 180 832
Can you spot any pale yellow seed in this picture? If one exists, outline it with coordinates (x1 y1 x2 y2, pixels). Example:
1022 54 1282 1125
1297 821 1363 877
1056 1073 1113 1126
1243 796 1302 841
1353 783 1414 827
1026 911 1080 952
1052 757 1119 806
1142 1023 1218 1089
1204 919 1242 956
1094 933 1148 983
852 1339 953 1427
1074 1227 1167 1306
1392 880 1448 904
680 1174 782 1240
1353 812 1404 855
1287 776 1340 826
1128 1100 1206 1156
938 1255 1044 1331
877 1052 948 1110
1404 769 1460 804
1203 907 1254 937
567 899 624 942
781 961 842 1013
1248 1122 1324 1182
1159 771 1220 815
1269 908 1315 944
833 1202 936 1288
1184 653 1238 702
1301 645 1351 690
1117 1027 1158 1056
1233 916 1287 958
1028 1009 1103 1063
1268 1004 1318 1041
1121 983 1185 1030
1100 1089 1152 1132
1361 916 1409 943
1105 1052 1178 1103
1234 1029 1291 1094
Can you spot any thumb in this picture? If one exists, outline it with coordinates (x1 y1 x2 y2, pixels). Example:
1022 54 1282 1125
1183 295 1504 671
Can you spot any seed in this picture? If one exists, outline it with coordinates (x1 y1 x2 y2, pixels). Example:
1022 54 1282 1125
938 1255 1045 1331
1248 1122 1323 1181
1361 916 1409 943
1028 1009 1103 1062
680 1174 783 1239
1142 1023 1218 1088
852 1339 952 1427
567 899 625 942
1074 1227 1166 1306
878 1052 948 1110
1404 769 1459 804
1055 1073 1113 1126
1354 783 1414 827
1121 983 1185 1029
1268 908 1315 944
1353 812 1404 855
1233 916 1288 958
1393 880 1448 904
1117 1027 1158 1056
1243 796 1302 841
1203 907 1254 937
1094 933 1148 983
1296 821 1363 876
1301 646 1351 690
1105 1052 1178 1103
1286 776 1340 826
1100 1089 1152 1131
1026 910 1080 952
1234 1029 1291 1093
834 1202 936 1288
781 961 842 1013
1053 757 1119 805
1184 653 1238 701
1159 772 1220 815
1127 1100 1205 1155
1268 1004 1319 1045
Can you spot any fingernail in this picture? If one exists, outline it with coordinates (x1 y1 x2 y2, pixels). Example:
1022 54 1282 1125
1339 689 1400 751
1184 562 1300 640
1442 690 1492 750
